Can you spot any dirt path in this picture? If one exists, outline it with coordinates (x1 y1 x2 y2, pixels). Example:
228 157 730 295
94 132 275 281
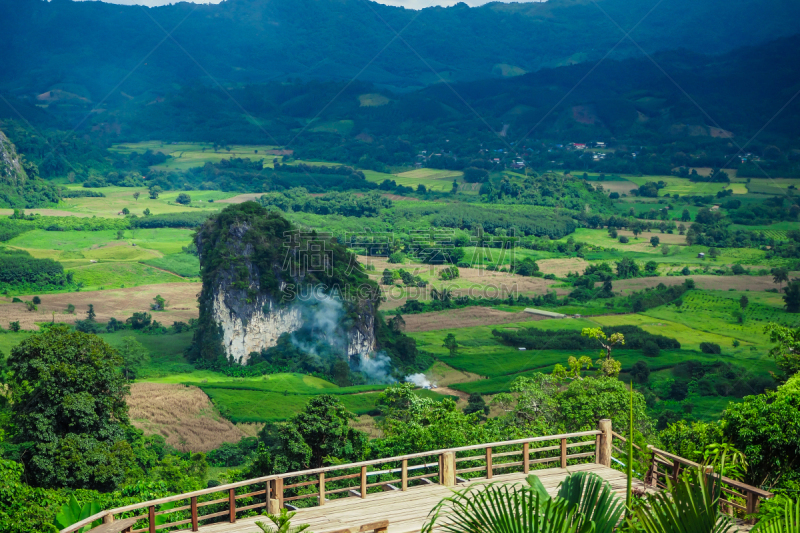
431 386 470 401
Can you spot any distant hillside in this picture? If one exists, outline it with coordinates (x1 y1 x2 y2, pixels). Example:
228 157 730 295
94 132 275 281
0 0 798 98
102 35 800 148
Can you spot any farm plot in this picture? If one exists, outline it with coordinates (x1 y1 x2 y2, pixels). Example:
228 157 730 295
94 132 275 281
362 168 465 191
128 383 246 452
110 142 281 172
3 282 201 330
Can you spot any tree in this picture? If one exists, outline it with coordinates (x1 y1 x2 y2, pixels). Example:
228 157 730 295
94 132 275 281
615 257 639 279
581 328 624 377
442 333 458 357
773 267 789 291
148 186 163 199
463 393 489 420
783 280 800 313
86 304 96 321
152 294 167 311
650 236 660 247
121 207 130 215
740 295 749 310
642 341 660 358
678 223 686 235
381 269 394 285
32 296 41 305
133 191 140 201
721 380 800 489
175 193 191 205
708 247 719 259
143 208 151 216
272 395 367 471
681 209 691 222
9 321 20 332
8 325 134 489
630 360 650 384
451 179 459 194
764 323 800 380
661 244 670 255
119 336 150 380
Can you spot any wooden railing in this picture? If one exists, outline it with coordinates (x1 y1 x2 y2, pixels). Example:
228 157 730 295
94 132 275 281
609 430 773 524
63 428 605 533
67 420 774 533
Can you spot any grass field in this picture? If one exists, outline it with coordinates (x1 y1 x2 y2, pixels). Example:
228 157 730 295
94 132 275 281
59 186 229 218
623 175 735 197
141 254 200 277
362 168 464 191
70 262 186 290
199 384 451 423
110 142 281 172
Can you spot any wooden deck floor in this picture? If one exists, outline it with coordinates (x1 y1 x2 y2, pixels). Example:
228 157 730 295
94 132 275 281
201 463 647 533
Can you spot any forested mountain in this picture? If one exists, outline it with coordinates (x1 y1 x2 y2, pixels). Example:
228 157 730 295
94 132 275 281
95 35 800 148
0 129 60 207
1 0 799 99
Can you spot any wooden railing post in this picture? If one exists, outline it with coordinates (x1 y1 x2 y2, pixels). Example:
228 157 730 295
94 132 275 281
319 473 325 506
191 496 198 532
597 419 612 467
523 442 530 474
264 481 271 512
560 438 567 468
401 459 408 491
229 488 236 523
746 491 759 525
360 466 367 498
441 451 456 487
103 514 114 524
148 506 156 533
268 478 283 514
671 460 681 483
486 447 493 479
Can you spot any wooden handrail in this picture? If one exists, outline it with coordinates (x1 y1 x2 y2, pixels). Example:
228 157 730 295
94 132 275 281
611 431 642 451
647 446 773 498
63 430 602 533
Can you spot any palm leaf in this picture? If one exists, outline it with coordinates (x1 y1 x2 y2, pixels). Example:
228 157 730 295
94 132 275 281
421 482 590 533
752 498 800 533
555 472 626 533
634 470 734 533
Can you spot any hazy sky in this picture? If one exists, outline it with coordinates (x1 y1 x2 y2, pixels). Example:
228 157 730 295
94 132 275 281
74 0 541 8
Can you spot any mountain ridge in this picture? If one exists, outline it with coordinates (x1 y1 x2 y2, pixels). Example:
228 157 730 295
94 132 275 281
1 0 798 98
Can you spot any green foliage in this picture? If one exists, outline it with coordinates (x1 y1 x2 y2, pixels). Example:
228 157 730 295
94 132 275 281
752 498 800 533
422 471 623 533
255 508 311 533
720 382 800 490
765 323 800 380
53 495 102 532
632 469 734 533
0 248 72 292
118 337 150 380
263 395 368 473
260 188 392 217
9 325 134 490
493 326 679 353
659 420 723 464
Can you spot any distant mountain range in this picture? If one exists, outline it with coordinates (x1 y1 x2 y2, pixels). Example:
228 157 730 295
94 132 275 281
1 0 799 99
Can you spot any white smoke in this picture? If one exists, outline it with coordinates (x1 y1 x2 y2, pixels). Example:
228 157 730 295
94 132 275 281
405 373 436 389
358 351 396 384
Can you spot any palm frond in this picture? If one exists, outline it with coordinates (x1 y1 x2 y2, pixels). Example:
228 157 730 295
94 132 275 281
421 482 588 533
556 472 626 533
752 498 800 533
634 470 734 533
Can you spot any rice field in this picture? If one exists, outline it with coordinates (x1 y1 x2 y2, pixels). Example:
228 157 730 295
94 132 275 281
362 168 465 191
110 142 281 172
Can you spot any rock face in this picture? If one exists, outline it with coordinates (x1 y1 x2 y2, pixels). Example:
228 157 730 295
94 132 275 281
0 130 28 187
213 286 304 364
191 203 379 365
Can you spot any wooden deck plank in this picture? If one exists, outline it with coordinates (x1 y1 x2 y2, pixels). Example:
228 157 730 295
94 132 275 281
199 464 647 533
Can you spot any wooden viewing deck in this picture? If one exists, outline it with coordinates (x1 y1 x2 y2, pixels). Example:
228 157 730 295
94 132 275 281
64 420 772 533
198 463 643 533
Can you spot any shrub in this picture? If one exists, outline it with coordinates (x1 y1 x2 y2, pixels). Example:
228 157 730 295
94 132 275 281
32 296 41 304
175 193 192 205
388 252 405 264
619 235 629 243
700 342 721 354
642 340 661 357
